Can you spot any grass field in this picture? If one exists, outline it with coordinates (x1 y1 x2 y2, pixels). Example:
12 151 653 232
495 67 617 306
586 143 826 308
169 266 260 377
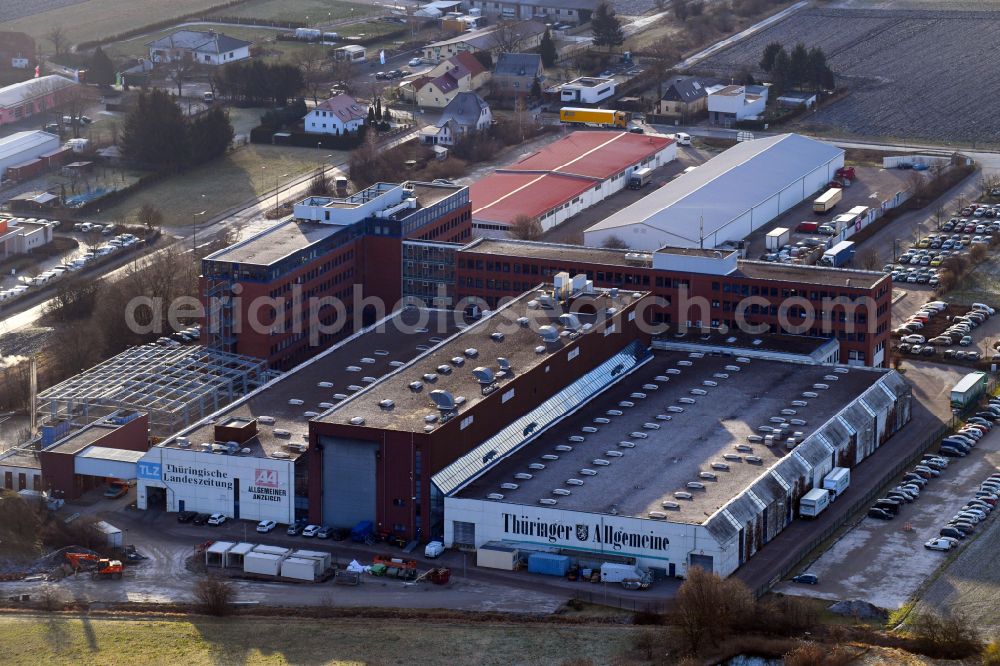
0 615 644 665
86 144 344 227
0 0 226 46
206 0 378 25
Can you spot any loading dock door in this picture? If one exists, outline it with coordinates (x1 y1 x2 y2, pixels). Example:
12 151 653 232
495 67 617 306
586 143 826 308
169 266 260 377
74 446 145 480
689 554 714 573
321 436 377 527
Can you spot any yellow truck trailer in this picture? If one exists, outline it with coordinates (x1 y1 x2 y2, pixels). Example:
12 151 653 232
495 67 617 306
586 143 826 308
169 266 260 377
559 107 628 128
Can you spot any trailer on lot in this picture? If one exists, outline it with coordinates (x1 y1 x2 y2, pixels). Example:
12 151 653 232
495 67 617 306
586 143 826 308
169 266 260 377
800 488 830 518
951 371 988 409
813 188 842 213
765 227 790 250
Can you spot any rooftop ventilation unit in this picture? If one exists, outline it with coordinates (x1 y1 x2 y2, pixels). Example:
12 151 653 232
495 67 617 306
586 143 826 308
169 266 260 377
746 455 763 464
288 398 304 406
781 408 797 415
668 406 685 413
736 357 751 363
334 393 349 400
436 365 452 375
318 381 334 389
464 348 478 358
654 376 670 383
813 384 829 390
541 454 559 461
605 450 623 458
593 417 610 424
273 428 291 437
409 381 423 391
374 349 389 356
349 416 365 426
528 463 545 470
361 357 375 364
538 498 558 505
346 365 362 372
618 441 636 448
422 373 438 383
566 478 584 486
699 472 718 480
792 400 808 407
303 411 319 418
558 313 581 330
674 491 693 500
319 402 334 409
347 385 363 392
490 332 504 342
472 366 495 385
666 369 681 375
487 493 504 500
554 445 573 452
430 390 457 412
723 453 742 461
677 360 693 367
711 462 730 471
735 444 753 453
661 501 680 510
686 481 705 490
538 326 559 343
455 396 466 405
451 356 465 367
834 367 849 374
379 399 395 410
656 414 672 421
424 414 438 423
500 483 519 490
517 316 529 327
679 397 696 405
535 345 546 354
803 391 818 398
579 468 598 476
592 459 610 466
240 448 252 455
271 451 291 459
552 489 571 496
390 361 405 368
690 388 707 396
581 426 598 433
527 299 539 309
538 294 555 309
619 400 635 408
747 434 763 443
497 357 511 371
514 472 533 480
607 409 623 416
258 416 275 425
568 435 585 442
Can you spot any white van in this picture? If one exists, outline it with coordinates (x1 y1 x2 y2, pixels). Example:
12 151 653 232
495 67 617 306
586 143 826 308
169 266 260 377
675 132 692 146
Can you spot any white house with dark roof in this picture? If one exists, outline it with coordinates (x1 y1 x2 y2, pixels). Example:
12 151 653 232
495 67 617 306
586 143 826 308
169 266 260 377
304 94 367 135
147 30 252 66
420 92 491 146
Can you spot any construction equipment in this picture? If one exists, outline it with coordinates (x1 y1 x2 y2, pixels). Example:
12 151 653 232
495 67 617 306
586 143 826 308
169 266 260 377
64 552 124 580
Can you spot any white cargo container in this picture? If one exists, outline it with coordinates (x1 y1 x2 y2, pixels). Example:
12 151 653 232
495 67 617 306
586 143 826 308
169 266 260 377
600 563 643 583
799 488 830 518
226 542 255 568
822 467 850 498
292 549 332 571
281 556 322 581
244 551 286 576
765 227 790 251
476 542 519 570
252 544 292 557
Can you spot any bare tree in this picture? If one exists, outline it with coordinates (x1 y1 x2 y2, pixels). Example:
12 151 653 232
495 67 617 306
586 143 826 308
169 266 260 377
672 566 754 654
293 45 328 106
489 20 527 54
136 203 164 230
510 214 542 240
167 57 194 98
860 247 880 271
193 576 237 616
601 235 629 249
47 26 69 57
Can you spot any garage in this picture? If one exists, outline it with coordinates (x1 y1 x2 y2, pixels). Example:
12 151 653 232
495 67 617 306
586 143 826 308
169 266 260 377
319 436 377 527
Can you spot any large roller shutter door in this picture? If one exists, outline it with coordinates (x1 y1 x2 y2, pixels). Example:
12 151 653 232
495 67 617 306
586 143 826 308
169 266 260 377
321 436 377 527
689 553 714 572
453 520 476 548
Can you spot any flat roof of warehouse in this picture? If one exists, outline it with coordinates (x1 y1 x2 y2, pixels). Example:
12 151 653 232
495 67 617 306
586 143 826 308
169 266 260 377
163 308 462 459
319 288 645 433
458 351 886 524
460 239 887 289
471 172 593 225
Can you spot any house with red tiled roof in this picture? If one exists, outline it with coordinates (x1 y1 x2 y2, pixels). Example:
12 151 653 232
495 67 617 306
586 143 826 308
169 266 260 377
304 94 367 135
399 52 491 109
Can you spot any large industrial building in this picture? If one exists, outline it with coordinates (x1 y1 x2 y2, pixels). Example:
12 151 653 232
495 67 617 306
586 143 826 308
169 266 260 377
445 350 910 577
0 130 60 182
200 180 471 369
0 75 77 127
455 239 892 368
137 308 462 523
584 133 845 250
471 131 676 237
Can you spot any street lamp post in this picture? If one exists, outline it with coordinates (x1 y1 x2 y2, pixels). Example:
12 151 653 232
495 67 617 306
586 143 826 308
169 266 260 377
192 210 207 251
275 172 289 213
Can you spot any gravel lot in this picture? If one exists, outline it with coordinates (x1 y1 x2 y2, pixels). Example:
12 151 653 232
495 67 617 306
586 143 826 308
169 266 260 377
774 384 999 613
697 7 1000 145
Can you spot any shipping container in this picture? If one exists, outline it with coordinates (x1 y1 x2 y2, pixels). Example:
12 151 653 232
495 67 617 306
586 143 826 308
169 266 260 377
813 188 842 213
765 227 790 251
822 467 851 498
293 549 332 571
95 520 122 549
281 556 322 581
476 543 519 570
951 371 988 408
351 520 374 542
600 563 642 583
244 551 285 576
527 552 570 576
799 488 830 518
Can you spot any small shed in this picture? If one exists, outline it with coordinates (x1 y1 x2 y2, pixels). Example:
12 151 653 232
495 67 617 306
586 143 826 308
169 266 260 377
244 551 286 576
226 542 255 568
281 556 322 581
205 540 236 567
95 521 122 549
476 542 519 570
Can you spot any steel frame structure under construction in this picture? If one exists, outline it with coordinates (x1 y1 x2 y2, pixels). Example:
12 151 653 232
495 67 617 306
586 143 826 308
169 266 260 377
37 344 273 436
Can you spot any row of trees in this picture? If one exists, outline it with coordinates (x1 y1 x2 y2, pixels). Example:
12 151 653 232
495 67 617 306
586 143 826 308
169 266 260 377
213 60 305 106
760 42 836 92
121 90 233 172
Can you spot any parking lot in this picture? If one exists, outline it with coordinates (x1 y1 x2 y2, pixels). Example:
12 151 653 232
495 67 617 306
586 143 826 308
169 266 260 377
742 165 915 261
775 401 1000 611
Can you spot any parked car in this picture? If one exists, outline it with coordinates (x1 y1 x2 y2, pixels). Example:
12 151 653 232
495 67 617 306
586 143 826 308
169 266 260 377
177 510 197 523
868 507 894 520
286 518 309 535
302 524 322 537
207 513 227 525
424 540 444 558
256 519 277 533
317 525 335 539
940 526 966 540
924 538 955 551
408 57 423 66
792 573 818 585
192 513 212 525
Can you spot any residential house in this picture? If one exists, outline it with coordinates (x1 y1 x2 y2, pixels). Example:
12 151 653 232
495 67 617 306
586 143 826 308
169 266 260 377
420 92 492 146
492 53 543 99
467 0 599 24
304 94 367 135
147 30 252 66
707 84 767 127
658 75 716 122
421 21 546 64
401 52 490 109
